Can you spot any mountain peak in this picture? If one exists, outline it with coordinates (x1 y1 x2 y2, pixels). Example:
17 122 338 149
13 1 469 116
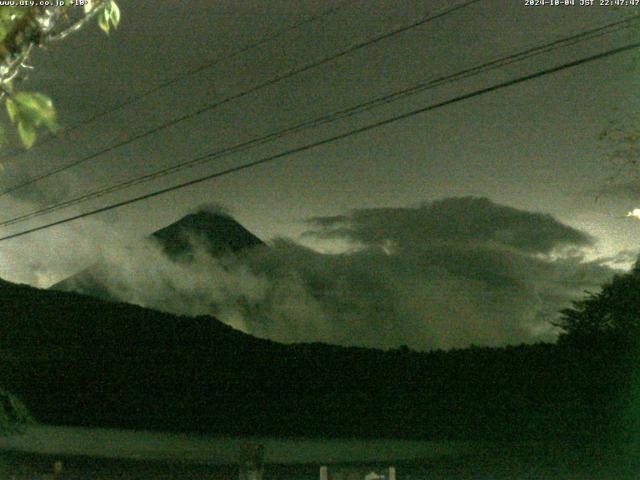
151 210 265 259
51 209 266 299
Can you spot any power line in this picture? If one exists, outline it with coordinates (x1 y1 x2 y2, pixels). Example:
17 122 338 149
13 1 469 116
1 14 637 229
0 39 637 243
0 0 481 199
0 0 351 165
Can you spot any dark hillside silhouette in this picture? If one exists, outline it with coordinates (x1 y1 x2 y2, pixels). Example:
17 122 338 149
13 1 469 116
1 273 638 441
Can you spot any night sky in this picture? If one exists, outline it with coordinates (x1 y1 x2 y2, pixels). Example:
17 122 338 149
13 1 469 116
0 0 639 350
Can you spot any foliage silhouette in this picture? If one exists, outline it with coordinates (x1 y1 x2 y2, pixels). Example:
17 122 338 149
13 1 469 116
556 260 640 347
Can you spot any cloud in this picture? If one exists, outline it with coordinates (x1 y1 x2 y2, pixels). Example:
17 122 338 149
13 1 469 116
594 249 640 269
0 161 72 207
238 238 613 350
590 178 640 202
628 208 640 219
96 239 271 333
188 202 233 218
68 197 618 351
0 217 111 288
306 197 593 255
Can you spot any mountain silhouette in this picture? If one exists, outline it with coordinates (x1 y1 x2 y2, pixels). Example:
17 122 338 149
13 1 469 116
51 209 265 301
151 210 265 260
0 276 633 441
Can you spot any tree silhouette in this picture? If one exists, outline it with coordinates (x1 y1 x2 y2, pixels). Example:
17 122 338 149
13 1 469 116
555 261 640 344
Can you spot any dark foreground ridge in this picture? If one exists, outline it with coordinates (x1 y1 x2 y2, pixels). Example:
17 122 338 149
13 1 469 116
0 276 638 442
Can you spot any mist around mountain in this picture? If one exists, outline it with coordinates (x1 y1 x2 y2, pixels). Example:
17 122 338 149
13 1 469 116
51 207 266 303
48 198 622 352
151 208 265 259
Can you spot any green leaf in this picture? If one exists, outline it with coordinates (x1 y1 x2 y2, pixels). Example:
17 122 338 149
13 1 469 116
5 91 59 148
14 92 57 130
98 8 110 34
5 98 17 123
109 1 120 29
17 121 35 149
15 92 53 112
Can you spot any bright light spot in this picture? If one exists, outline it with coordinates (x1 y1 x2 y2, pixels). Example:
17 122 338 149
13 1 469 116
627 208 640 219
